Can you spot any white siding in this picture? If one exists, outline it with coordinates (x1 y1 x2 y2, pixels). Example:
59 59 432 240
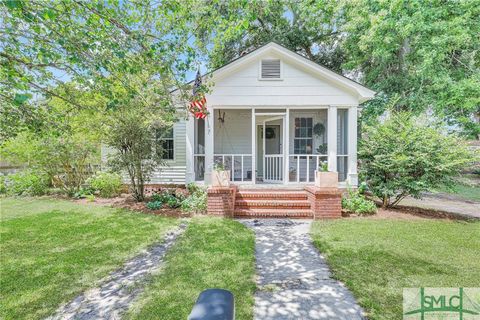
150 118 186 184
214 109 252 154
207 52 359 107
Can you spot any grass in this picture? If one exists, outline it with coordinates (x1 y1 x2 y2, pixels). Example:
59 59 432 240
435 183 480 202
0 197 178 320
127 217 256 320
311 219 480 320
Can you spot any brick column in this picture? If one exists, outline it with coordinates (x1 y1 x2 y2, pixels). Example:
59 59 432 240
207 186 237 217
305 186 342 219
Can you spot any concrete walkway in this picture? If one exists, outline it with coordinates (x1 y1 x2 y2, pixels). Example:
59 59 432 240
48 223 186 320
399 195 480 219
241 219 364 320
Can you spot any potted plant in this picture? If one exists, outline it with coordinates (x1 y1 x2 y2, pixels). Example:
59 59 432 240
211 162 230 187
315 161 338 188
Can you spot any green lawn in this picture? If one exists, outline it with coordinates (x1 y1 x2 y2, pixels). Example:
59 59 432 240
127 217 256 320
435 183 480 202
311 219 480 320
0 197 178 320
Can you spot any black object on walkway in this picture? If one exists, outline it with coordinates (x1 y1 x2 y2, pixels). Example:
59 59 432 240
188 289 235 320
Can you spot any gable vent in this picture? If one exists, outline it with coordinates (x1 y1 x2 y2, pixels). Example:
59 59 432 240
261 59 281 79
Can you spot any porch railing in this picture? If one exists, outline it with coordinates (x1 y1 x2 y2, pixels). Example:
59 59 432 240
214 154 253 182
264 155 283 182
288 154 327 183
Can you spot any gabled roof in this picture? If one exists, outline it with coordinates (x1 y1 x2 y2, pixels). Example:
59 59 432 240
175 42 376 103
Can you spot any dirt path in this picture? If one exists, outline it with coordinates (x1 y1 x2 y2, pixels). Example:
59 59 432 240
47 223 187 320
241 219 364 320
399 195 480 219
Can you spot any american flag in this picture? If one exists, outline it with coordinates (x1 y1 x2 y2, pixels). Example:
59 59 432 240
189 70 208 119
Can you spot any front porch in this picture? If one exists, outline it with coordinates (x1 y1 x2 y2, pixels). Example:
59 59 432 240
186 106 358 187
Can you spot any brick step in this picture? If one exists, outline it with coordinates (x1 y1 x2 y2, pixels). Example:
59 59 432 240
235 199 311 209
236 191 308 201
234 208 314 219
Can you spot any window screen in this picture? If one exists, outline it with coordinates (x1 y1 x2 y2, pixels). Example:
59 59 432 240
294 117 313 154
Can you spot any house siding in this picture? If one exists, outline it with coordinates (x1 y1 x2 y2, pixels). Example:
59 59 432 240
207 52 360 107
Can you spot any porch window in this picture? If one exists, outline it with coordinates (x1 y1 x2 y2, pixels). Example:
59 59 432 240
156 127 174 160
294 117 313 154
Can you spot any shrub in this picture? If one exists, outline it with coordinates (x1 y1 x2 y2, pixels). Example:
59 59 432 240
146 200 163 210
1 132 98 196
359 112 477 208
342 190 377 215
166 197 181 208
150 190 183 208
181 186 207 213
6 170 49 196
73 187 94 199
87 171 123 198
0 176 6 194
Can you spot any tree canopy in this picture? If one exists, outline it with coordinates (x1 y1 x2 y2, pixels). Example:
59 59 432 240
1 0 479 138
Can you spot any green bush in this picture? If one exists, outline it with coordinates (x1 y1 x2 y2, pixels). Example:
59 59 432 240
6 170 49 196
87 172 123 198
181 186 207 213
146 200 163 210
359 112 477 207
342 190 377 215
0 176 7 194
151 190 183 208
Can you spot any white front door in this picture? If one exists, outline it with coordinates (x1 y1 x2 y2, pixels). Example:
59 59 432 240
262 116 284 183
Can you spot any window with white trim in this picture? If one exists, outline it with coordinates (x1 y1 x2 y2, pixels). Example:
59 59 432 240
294 117 313 154
156 127 174 160
260 59 281 79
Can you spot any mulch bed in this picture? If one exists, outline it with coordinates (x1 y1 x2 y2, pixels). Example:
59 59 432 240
73 194 194 218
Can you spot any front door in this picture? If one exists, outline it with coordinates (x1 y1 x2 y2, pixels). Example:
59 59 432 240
262 117 284 183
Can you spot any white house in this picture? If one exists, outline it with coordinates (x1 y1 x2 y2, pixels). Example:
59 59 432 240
152 42 375 189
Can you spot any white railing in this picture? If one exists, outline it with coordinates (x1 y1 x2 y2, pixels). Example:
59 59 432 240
288 154 327 183
264 155 283 182
214 154 253 182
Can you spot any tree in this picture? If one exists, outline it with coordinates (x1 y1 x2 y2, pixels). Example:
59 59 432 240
102 74 177 201
359 111 477 208
339 0 480 138
0 0 210 139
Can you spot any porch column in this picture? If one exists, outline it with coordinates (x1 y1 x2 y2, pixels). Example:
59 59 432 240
327 106 337 172
251 108 256 184
347 106 358 186
284 108 290 183
185 114 195 183
204 107 214 185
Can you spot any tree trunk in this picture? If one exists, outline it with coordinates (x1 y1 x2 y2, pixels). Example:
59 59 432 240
382 195 389 208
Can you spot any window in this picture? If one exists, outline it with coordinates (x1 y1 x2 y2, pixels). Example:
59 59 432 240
156 127 174 160
260 59 281 79
294 117 313 154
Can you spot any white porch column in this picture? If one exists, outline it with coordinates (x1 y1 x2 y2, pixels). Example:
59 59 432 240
251 108 256 184
284 108 290 183
347 106 358 186
185 115 195 183
204 107 214 185
327 106 337 172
